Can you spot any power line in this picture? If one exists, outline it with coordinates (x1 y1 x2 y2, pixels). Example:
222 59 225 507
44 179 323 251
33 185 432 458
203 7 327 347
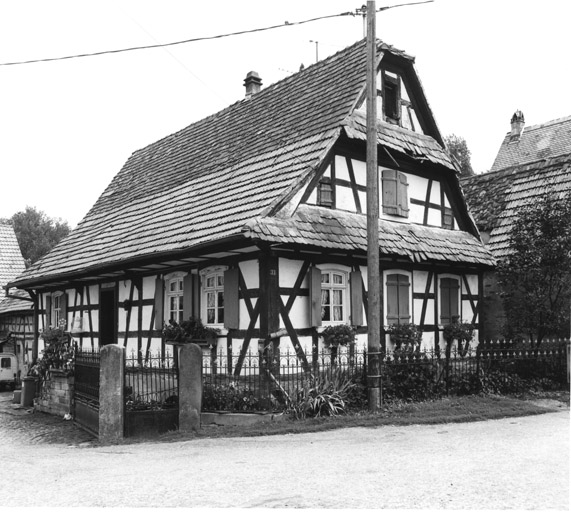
0 11 355 67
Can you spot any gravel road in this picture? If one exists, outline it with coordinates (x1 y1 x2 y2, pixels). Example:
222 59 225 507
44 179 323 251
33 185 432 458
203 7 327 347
1 393 568 509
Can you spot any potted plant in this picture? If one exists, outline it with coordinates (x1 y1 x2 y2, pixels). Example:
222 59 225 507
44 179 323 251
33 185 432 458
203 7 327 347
321 324 356 365
162 316 220 346
386 323 422 353
443 316 475 357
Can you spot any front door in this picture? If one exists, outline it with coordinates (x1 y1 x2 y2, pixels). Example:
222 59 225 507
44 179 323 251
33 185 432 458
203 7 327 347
99 286 117 346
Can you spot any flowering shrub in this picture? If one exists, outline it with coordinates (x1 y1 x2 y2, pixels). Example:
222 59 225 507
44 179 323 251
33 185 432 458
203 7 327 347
321 324 356 347
202 382 264 412
386 323 422 351
162 316 219 343
443 316 475 356
30 323 74 379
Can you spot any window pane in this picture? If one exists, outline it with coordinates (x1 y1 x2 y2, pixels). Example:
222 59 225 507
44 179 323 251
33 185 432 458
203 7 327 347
207 292 215 308
217 291 224 308
321 289 330 305
217 275 224 287
321 306 330 321
333 273 343 285
169 281 177 292
333 289 343 305
321 273 330 284
333 306 343 321
178 280 184 291
218 308 224 324
207 309 215 324
206 276 215 288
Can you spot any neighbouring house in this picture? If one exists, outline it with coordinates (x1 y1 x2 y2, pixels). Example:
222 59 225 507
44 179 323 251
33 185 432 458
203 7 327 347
8 39 494 370
461 112 571 338
0 224 34 379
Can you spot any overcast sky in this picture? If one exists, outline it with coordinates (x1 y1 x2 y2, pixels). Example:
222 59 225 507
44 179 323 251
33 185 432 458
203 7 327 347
1 0 570 227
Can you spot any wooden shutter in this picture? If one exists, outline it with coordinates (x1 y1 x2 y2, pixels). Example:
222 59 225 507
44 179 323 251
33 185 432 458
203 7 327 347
440 278 459 325
350 270 363 326
397 172 409 217
153 276 164 330
443 207 454 230
182 274 194 321
386 274 410 324
382 169 399 215
224 268 239 329
45 295 52 328
59 293 68 328
308 266 322 327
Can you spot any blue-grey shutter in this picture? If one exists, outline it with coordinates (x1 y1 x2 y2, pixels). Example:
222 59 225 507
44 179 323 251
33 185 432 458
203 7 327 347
182 274 193 321
309 267 322 327
350 270 363 326
154 276 164 330
224 268 240 330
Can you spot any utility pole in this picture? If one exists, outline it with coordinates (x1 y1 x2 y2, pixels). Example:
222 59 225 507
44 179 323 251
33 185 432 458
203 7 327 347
366 0 381 412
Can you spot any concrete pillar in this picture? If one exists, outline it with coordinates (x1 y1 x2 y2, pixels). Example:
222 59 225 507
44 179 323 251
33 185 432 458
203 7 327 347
178 343 202 432
99 344 125 443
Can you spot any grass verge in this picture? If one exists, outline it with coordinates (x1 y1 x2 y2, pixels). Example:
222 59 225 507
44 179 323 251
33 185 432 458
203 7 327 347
155 391 569 444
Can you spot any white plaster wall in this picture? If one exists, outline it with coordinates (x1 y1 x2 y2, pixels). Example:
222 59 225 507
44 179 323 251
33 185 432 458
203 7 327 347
335 155 350 181
352 158 367 187
279 259 305 288
239 260 259 289
336 185 356 212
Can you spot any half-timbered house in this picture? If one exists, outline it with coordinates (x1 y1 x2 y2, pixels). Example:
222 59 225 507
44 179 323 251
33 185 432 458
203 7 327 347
9 39 494 368
461 112 571 338
0 224 34 377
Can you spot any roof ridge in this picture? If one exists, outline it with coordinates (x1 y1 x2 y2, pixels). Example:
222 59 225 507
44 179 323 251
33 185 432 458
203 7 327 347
500 114 571 137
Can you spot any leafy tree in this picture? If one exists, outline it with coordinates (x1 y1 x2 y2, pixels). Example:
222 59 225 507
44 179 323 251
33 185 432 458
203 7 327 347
444 134 474 177
1 206 70 265
497 194 571 343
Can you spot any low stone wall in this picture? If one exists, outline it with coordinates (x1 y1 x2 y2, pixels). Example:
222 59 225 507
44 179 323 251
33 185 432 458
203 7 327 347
34 370 73 417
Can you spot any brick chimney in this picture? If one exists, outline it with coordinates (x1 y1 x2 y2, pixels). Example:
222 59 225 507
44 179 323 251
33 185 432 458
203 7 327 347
510 110 525 141
244 71 262 99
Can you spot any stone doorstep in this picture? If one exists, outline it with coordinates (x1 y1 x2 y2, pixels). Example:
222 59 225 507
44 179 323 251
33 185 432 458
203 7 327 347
201 412 286 427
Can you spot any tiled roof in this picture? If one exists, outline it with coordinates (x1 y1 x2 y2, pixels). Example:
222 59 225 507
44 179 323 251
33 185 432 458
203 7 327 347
0 289 33 315
490 115 571 172
0 224 25 288
244 204 495 267
11 39 466 287
343 111 455 170
462 153 571 258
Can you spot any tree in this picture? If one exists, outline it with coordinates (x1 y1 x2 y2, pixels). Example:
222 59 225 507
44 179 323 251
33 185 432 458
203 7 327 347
497 194 571 343
1 206 71 265
444 134 474 177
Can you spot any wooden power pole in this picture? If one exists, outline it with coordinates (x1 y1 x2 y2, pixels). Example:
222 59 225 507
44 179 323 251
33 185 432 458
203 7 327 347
366 0 381 411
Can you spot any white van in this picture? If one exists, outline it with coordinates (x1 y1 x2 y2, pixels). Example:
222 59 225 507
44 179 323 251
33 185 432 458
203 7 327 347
0 353 19 390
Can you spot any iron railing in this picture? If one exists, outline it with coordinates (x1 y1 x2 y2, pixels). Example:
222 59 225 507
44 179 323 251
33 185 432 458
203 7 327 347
74 349 101 405
202 339 569 411
124 350 178 410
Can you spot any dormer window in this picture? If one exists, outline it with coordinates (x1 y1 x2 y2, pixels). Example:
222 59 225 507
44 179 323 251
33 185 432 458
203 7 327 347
383 71 401 124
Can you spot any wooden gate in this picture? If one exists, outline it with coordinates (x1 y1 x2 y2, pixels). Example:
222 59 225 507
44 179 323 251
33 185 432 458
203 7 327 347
73 350 100 436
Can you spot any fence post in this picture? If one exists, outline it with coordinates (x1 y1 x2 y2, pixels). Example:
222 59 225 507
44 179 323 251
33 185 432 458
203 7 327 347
99 344 125 444
179 343 202 432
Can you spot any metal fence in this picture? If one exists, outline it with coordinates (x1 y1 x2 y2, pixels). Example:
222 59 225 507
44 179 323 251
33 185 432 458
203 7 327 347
74 349 101 405
202 339 569 412
124 351 179 411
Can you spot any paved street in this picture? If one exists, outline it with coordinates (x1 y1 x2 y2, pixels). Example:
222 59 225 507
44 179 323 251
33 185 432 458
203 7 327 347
1 391 569 509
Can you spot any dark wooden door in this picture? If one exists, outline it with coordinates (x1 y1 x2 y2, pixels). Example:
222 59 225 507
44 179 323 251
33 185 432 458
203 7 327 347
99 286 117 346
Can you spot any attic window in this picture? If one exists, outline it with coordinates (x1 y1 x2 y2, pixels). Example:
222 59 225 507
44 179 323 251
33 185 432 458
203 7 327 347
382 71 401 124
317 179 333 208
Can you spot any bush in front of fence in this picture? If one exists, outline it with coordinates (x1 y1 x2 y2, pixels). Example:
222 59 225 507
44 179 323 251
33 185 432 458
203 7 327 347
288 367 366 419
202 381 266 413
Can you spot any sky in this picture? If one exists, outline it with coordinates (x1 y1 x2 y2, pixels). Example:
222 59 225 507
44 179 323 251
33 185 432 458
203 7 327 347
1 0 570 228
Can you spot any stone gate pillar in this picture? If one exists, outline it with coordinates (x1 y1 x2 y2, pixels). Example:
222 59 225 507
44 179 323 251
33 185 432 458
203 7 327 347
99 344 125 443
178 343 202 432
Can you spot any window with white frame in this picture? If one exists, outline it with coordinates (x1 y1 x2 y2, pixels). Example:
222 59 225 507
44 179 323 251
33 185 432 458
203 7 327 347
165 273 185 323
320 270 347 323
203 270 225 326
50 291 66 329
